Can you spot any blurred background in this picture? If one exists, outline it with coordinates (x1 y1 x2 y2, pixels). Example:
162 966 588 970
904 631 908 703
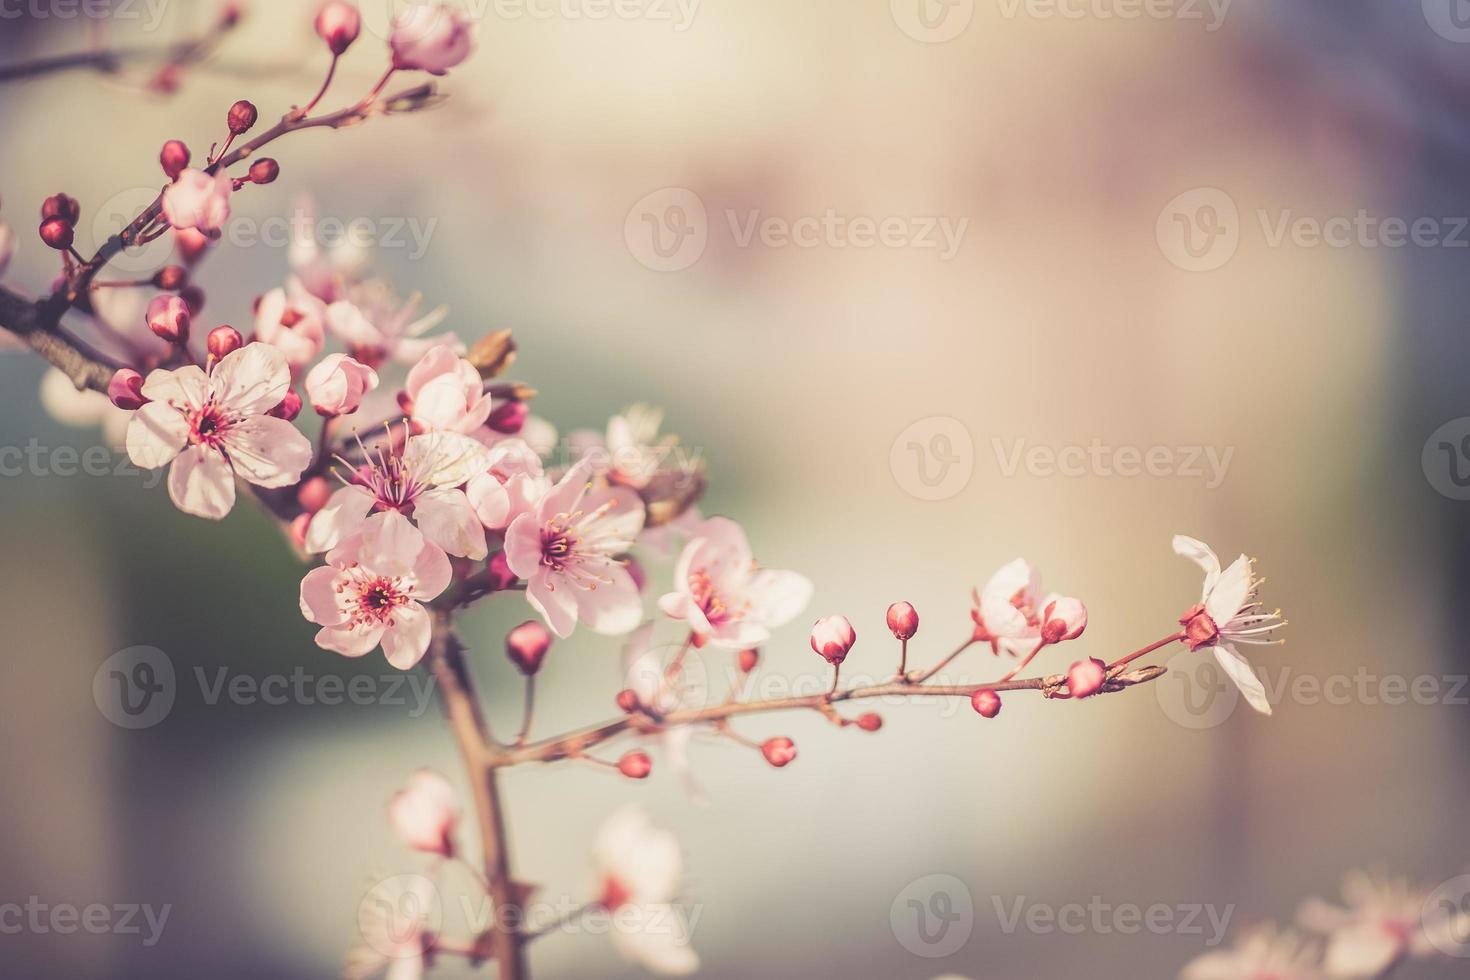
1 0 1468 977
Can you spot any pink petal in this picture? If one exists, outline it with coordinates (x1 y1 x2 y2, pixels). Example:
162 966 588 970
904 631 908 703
299 565 347 625
316 623 384 658
577 567 643 636
126 402 188 469
381 602 433 669
210 343 291 415
466 473 511 528
412 487 486 560
304 485 376 553
361 511 426 578
409 538 454 601
221 415 313 488
527 573 578 638
168 445 236 519
745 569 813 629
140 364 209 408
502 513 544 580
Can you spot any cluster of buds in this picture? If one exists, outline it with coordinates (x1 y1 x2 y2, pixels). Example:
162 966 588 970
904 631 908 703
38 192 80 252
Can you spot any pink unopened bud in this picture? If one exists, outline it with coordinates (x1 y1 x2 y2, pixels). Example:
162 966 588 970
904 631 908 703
152 265 188 291
886 601 919 641
856 712 883 732
315 0 361 55
505 620 552 676
617 752 652 780
486 551 517 591
971 689 1002 718
160 140 190 180
810 615 856 665
487 400 527 434
146 294 190 344
761 737 797 768
179 285 205 318
1040 596 1088 644
248 158 279 185
1067 658 1108 699
269 390 302 421
289 513 311 548
40 193 79 226
227 100 258 135
207 325 243 361
387 769 459 857
39 216 74 250
296 476 333 514
305 353 379 417
738 648 760 674
616 689 640 713
175 227 211 265
107 369 148 410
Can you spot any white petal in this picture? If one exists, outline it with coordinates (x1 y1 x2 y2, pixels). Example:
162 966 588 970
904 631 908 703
527 573 579 638
140 364 209 408
211 342 291 415
404 430 492 487
126 402 188 469
1323 923 1403 978
1172 534 1222 598
610 905 699 976
381 603 432 670
316 624 385 658
304 485 376 553
1205 554 1253 625
168 445 236 519
412 488 486 560
361 511 426 578
221 415 313 488
1214 644 1272 715
744 568 813 628
466 473 511 528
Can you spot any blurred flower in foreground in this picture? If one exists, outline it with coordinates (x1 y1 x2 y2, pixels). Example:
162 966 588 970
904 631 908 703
388 769 459 858
1181 926 1324 980
593 806 698 976
1298 871 1449 976
344 873 436 980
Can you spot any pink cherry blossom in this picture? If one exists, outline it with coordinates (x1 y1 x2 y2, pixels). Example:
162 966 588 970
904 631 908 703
570 403 679 490
403 345 494 435
657 516 812 650
306 429 491 559
254 286 327 369
503 459 644 638
592 806 699 976
162 168 232 234
387 769 459 857
465 437 549 531
299 511 452 668
325 285 460 369
390 3 475 76
304 353 379 416
125 343 313 519
1173 534 1285 716
969 558 1084 657
1298 871 1447 977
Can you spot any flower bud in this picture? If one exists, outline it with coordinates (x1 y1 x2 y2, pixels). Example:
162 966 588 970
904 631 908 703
38 216 74 250
179 285 206 317
856 712 883 732
152 265 188 290
207 325 243 360
971 689 1002 718
1040 596 1088 644
40 193 79 226
146 294 190 344
487 400 527 435
1067 658 1108 699
107 368 148 410
467 328 517 378
761 737 797 768
227 100 258 135
297 476 333 514
305 353 379 417
738 648 759 674
617 752 652 780
248 158 279 184
486 551 517 591
289 513 311 548
615 689 640 713
809 615 856 666
505 620 552 676
886 601 919 641
268 389 302 421
315 1 362 56
175 227 211 265
387 769 459 858
160 140 190 180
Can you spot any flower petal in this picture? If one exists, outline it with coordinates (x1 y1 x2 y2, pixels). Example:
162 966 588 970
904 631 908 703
168 445 236 519
466 473 511 528
410 538 454 601
578 567 643 636
744 568 813 629
1214 643 1272 715
300 565 346 625
381 602 432 670
1173 534 1222 598
527 573 578 638
140 364 209 408
211 342 291 415
404 430 492 487
412 487 486 560
316 624 385 658
1204 554 1253 626
361 511 426 579
305 485 376 553
222 415 313 488
126 402 188 469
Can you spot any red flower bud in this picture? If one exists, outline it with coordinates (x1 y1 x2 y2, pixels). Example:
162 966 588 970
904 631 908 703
297 476 333 514
1067 658 1108 699
40 193 80 226
856 712 883 732
207 325 243 361
761 737 797 768
738 648 760 674
505 620 552 676
107 368 148 411
486 551 517 591
146 294 190 344
152 265 188 291
248 158 280 184
38 216 74 250
886 601 919 641
616 689 641 713
179 285 206 318
617 751 652 780
160 140 190 180
315 0 362 55
269 390 302 421
810 615 856 666
487 400 527 435
971 689 1002 719
227 100 258 135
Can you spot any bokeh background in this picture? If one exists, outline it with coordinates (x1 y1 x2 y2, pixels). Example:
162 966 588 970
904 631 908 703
1 0 1468 977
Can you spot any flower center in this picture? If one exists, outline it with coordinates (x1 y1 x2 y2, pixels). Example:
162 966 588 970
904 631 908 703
334 561 410 628
186 402 233 449
1179 603 1220 650
599 875 632 911
540 522 580 572
689 569 742 627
